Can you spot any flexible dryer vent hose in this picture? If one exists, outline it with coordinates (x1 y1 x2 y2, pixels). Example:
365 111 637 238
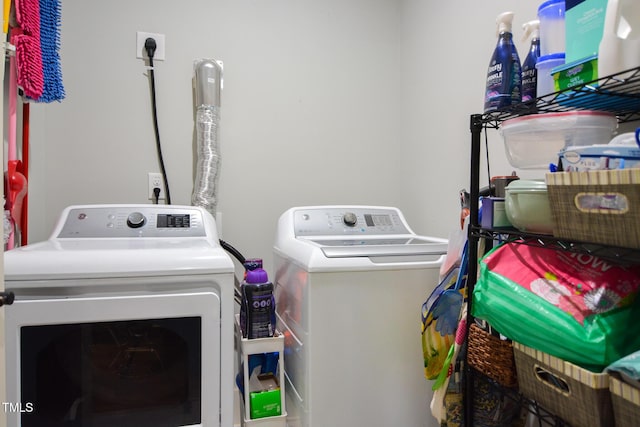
192 59 223 217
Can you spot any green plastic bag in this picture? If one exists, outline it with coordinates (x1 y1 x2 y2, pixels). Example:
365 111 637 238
472 243 640 372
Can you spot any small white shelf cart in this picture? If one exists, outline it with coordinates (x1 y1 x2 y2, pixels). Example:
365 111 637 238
235 314 287 427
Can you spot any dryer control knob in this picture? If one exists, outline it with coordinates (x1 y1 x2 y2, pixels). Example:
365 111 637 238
127 212 146 229
343 212 357 227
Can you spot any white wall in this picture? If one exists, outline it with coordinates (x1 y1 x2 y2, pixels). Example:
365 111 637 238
397 0 545 239
27 0 544 275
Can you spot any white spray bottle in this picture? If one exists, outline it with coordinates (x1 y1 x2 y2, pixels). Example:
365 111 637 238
521 20 540 102
484 11 522 113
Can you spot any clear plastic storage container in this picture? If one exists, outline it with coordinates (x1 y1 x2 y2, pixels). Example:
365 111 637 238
499 111 618 169
535 53 565 96
538 0 566 56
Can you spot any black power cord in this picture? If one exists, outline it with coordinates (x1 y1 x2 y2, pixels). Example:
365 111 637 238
153 187 161 205
219 239 246 265
145 37 172 205
219 239 248 305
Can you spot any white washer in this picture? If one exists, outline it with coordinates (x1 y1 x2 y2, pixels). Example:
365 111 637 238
273 206 448 427
3 204 235 427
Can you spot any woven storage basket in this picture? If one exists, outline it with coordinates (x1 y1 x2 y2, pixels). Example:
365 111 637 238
609 375 640 427
467 323 517 388
513 342 613 427
545 170 640 249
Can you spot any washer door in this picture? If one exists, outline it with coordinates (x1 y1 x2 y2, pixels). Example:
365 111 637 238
5 291 220 427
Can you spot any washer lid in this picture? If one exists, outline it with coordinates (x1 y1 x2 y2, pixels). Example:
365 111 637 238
4 238 235 280
308 237 448 258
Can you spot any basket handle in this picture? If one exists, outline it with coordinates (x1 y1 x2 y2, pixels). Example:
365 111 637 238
574 192 629 214
533 364 571 396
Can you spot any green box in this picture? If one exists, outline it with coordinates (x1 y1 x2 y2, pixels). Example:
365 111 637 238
565 0 608 64
249 374 282 419
553 55 598 91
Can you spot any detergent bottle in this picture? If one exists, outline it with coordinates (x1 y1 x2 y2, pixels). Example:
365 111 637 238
484 11 522 113
598 0 640 79
521 19 540 102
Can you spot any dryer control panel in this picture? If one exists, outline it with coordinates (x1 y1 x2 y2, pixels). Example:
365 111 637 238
293 206 411 237
54 205 209 238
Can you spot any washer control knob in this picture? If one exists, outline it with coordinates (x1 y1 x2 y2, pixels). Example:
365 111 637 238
127 212 146 229
343 212 358 227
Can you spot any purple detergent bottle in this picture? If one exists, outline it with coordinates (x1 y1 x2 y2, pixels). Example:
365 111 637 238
240 262 275 339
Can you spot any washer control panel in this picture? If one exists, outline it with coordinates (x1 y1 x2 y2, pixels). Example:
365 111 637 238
293 207 411 237
55 205 207 238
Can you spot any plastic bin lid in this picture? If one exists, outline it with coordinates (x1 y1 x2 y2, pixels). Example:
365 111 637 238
505 179 547 193
537 52 565 63
551 54 597 74
501 110 616 128
538 0 565 13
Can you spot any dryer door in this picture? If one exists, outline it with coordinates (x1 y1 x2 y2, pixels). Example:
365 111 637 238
5 291 221 427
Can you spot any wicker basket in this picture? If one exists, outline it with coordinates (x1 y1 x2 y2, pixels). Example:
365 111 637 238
467 323 517 388
513 342 613 427
609 375 640 427
545 170 640 249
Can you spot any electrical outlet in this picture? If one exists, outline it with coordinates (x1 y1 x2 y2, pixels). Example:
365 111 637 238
136 32 165 61
148 172 165 200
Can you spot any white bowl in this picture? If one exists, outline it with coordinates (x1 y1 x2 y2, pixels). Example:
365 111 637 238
504 179 554 234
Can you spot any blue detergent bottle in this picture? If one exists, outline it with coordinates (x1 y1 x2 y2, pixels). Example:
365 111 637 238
484 11 522 112
521 19 541 103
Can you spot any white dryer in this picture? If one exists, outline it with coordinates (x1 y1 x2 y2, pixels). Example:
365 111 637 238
273 206 448 427
3 205 235 427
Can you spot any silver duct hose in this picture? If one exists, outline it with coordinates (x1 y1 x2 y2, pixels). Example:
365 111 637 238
192 59 223 217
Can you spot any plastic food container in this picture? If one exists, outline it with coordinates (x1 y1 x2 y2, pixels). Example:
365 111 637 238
504 179 554 234
538 0 566 56
536 53 565 96
559 140 640 171
499 111 618 169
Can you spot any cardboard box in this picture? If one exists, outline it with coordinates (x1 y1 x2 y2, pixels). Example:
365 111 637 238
249 373 282 419
565 0 608 64
559 144 640 171
480 197 512 229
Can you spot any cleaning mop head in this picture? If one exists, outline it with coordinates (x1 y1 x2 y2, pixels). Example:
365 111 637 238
36 0 64 102
12 0 44 100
